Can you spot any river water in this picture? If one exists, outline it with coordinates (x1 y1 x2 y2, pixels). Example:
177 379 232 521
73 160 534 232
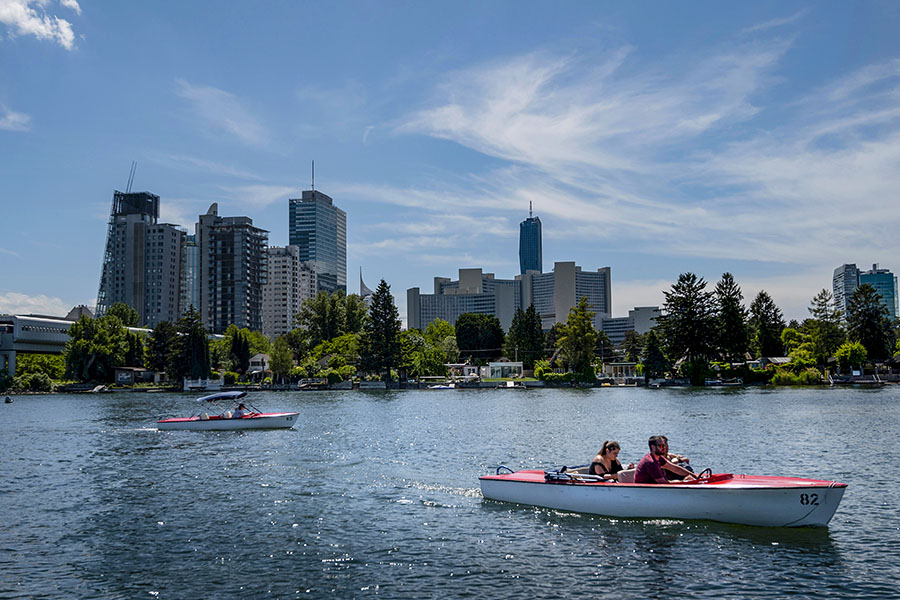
1 386 898 599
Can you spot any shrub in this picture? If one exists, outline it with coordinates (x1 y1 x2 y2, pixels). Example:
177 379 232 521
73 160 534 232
223 371 239 385
12 372 54 392
533 359 551 380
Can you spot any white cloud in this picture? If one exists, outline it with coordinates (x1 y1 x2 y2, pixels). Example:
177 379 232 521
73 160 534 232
160 154 264 181
0 0 79 49
175 79 269 147
0 105 30 131
219 184 296 209
741 10 808 34
0 291 80 316
0 247 20 257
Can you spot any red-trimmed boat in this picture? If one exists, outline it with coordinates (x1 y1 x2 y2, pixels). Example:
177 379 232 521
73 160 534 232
479 466 847 527
156 391 298 431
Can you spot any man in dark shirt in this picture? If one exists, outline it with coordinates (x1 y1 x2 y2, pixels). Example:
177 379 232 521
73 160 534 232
634 435 696 483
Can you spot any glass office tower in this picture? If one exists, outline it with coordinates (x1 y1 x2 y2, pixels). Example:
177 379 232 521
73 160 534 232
519 203 542 274
288 190 347 293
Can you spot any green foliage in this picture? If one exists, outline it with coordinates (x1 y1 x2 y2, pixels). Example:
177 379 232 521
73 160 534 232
533 359 551 380
835 341 867 372
146 321 177 373
544 323 565 355
455 313 505 362
749 290 785 358
504 305 545 368
223 371 239 385
714 272 749 361
621 331 643 363
425 319 455 344
641 329 669 381
269 336 294 381
556 297 598 379
294 290 368 349
12 372 54 392
678 358 712 386
106 302 140 327
171 307 210 381
65 314 128 383
595 330 614 363
124 330 145 368
225 325 252 374
658 273 716 385
771 368 822 386
15 353 65 380
360 280 402 378
847 284 894 360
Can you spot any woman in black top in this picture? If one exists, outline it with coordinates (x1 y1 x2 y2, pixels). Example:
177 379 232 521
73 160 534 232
590 440 634 480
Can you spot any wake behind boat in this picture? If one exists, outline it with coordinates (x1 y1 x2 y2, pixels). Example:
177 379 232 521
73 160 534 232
480 465 846 527
156 391 298 431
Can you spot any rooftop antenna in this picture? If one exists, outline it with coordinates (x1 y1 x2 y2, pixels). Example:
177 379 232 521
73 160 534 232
126 161 137 193
529 200 533 219
311 160 315 191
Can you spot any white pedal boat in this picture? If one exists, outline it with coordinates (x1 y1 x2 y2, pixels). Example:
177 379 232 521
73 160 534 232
479 466 847 527
156 391 298 431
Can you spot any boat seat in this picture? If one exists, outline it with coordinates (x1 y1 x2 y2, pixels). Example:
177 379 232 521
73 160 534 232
223 411 232 419
200 413 209 420
617 469 635 483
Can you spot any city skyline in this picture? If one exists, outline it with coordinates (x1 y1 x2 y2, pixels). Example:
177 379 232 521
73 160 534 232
2 2 899 324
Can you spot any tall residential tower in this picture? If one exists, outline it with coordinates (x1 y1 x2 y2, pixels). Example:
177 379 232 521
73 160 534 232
96 191 184 327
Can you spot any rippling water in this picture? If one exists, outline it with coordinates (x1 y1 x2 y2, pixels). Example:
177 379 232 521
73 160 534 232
1 386 898 599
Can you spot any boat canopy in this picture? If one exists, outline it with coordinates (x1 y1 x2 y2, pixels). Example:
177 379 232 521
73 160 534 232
195 391 247 403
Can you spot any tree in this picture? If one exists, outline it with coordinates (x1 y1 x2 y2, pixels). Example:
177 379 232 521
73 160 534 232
657 273 716 385
803 289 846 369
344 294 369 335
835 341 867 373
293 290 368 350
360 280 401 378
147 321 177 373
621 331 643 363
504 305 545 368
14 353 65 380
269 336 294 383
64 314 128 383
124 330 145 368
556 296 598 381
595 330 614 364
544 323 566 359
172 307 210 381
846 284 893 360
455 313 505 362
225 325 252 374
106 302 140 327
714 272 749 361
749 290 785 358
641 329 669 382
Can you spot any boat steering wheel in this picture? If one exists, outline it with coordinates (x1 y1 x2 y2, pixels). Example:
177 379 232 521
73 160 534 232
697 468 713 480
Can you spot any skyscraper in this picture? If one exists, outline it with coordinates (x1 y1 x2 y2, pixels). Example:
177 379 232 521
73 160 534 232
288 189 347 294
194 203 268 333
96 190 184 327
519 202 542 274
832 264 860 317
860 264 898 320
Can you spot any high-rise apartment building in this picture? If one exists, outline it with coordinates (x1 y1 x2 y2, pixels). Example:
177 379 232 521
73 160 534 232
860 264 898 320
180 234 200 315
288 189 347 294
262 245 317 338
833 264 860 317
96 191 184 327
195 203 268 333
519 203 542 274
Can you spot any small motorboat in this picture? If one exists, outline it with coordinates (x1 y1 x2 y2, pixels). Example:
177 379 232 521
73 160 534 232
156 391 298 431
479 465 847 527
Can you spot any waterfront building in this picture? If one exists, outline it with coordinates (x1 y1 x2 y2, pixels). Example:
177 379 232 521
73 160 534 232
519 202 542 274
601 307 661 346
195 204 268 333
360 269 375 307
262 245 317 338
860 264 898 320
95 191 185 328
180 234 200 315
288 189 347 294
407 262 611 332
832 264 860 317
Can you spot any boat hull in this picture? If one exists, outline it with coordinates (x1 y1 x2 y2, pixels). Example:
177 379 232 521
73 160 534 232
157 412 298 431
479 471 846 527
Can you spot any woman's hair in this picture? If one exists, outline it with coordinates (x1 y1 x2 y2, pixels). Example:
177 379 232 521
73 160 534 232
600 440 620 456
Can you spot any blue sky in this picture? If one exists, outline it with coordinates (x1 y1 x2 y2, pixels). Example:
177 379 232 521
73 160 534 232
1 1 898 325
